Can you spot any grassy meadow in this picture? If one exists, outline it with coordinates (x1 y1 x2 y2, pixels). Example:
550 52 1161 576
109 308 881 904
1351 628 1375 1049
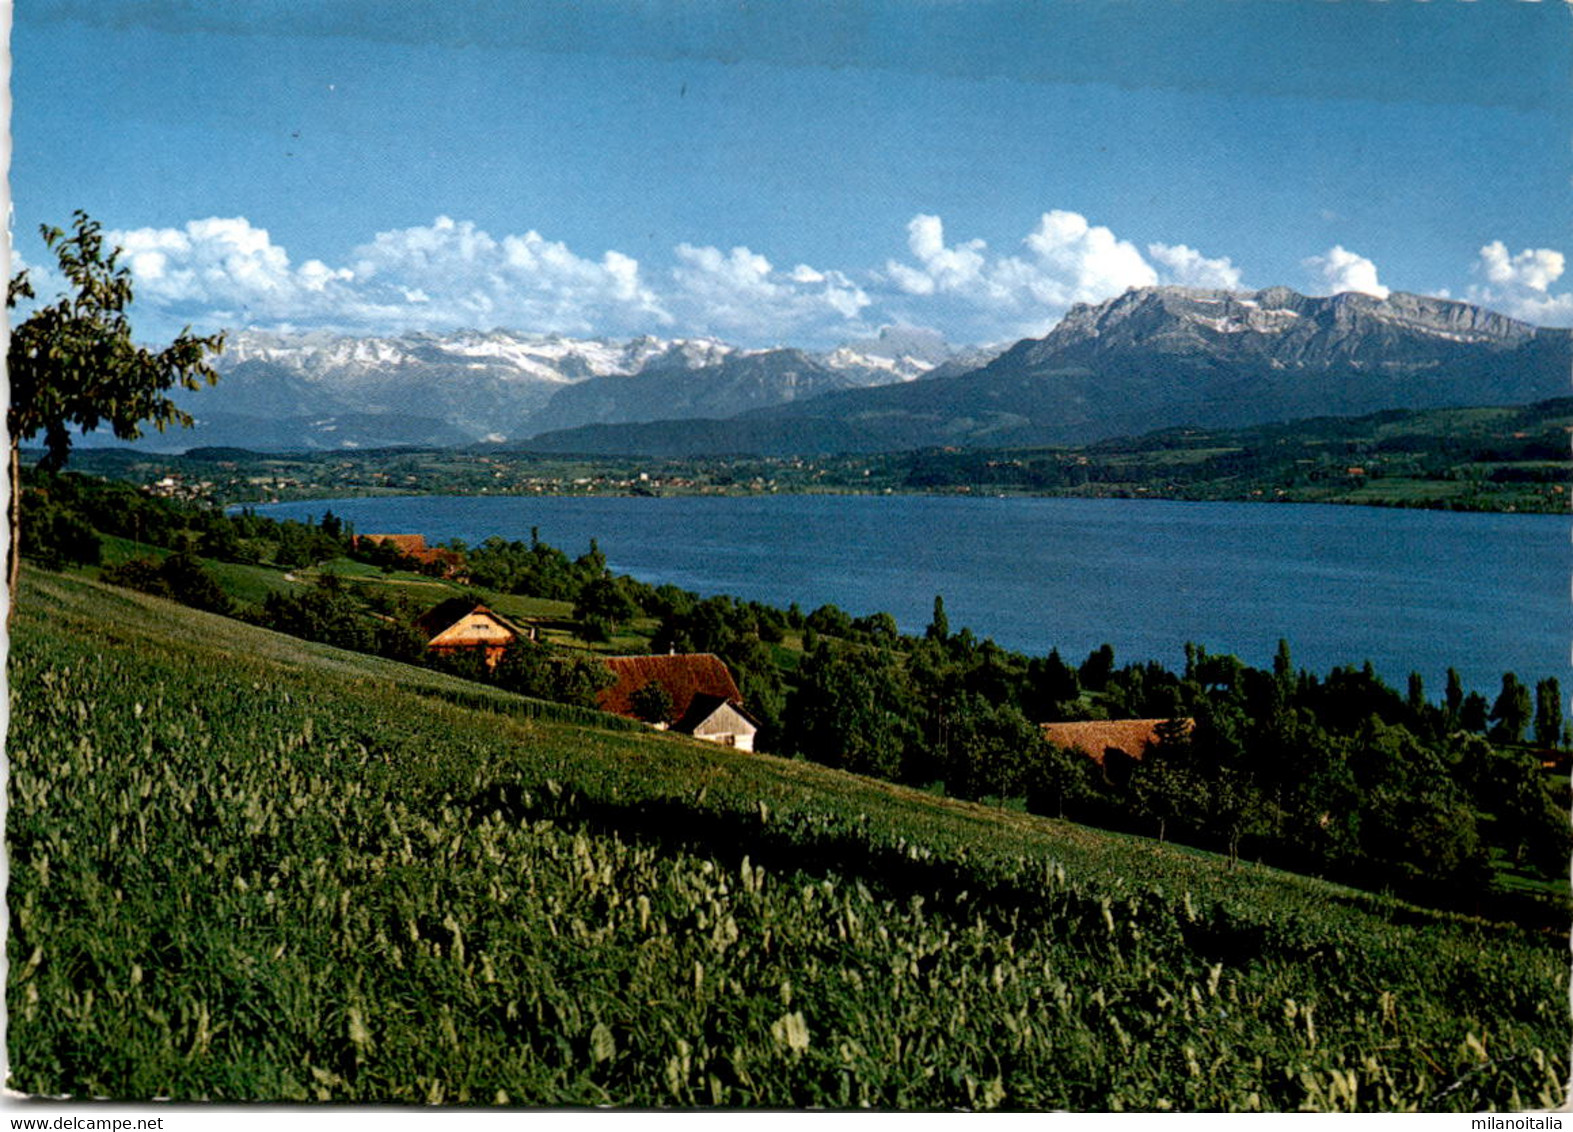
6 567 1568 1109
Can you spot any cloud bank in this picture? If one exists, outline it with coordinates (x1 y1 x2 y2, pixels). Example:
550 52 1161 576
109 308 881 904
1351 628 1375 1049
43 213 1568 347
113 215 669 336
96 209 1243 345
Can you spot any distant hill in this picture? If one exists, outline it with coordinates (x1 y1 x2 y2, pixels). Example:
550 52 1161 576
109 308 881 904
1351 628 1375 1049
522 287 1573 456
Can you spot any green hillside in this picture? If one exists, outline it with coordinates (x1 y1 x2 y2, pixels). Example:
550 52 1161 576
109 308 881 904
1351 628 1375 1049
7 568 1568 1109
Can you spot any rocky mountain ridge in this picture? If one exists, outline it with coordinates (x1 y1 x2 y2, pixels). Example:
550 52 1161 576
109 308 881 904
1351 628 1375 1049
75 287 1571 455
522 287 1572 456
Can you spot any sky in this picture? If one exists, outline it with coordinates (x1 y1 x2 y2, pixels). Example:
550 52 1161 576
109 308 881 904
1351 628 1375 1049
10 0 1573 348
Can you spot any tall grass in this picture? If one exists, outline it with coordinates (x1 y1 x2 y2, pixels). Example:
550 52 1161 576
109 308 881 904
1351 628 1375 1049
7 570 1567 1109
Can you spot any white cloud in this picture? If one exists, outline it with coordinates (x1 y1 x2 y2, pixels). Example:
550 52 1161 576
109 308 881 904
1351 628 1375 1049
1148 242 1242 290
102 215 668 336
1302 245 1389 299
69 209 1261 345
350 216 668 332
880 210 1191 338
891 214 989 296
97 214 876 342
1476 240 1564 293
668 243 870 340
113 217 317 311
1466 241 1573 326
1023 210 1158 299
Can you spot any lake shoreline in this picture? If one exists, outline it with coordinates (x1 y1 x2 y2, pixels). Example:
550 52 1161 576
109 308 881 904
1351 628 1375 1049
248 493 1567 695
218 480 1568 514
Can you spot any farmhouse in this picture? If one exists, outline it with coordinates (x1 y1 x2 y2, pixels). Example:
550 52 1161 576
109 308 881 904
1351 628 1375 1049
597 654 760 750
356 532 466 578
416 598 533 668
1040 718 1193 767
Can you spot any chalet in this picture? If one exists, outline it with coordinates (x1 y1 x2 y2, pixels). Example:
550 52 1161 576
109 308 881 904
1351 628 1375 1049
597 654 760 751
415 598 533 668
1039 718 1193 767
356 533 466 579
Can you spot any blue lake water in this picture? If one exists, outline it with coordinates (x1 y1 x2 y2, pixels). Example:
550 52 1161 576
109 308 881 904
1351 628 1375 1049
250 494 1568 694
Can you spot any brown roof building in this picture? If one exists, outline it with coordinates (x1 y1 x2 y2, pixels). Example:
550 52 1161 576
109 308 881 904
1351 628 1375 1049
416 599 531 667
598 654 759 750
1040 718 1193 767
357 533 465 578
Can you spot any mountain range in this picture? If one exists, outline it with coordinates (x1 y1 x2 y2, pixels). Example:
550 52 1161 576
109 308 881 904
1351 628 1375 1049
98 325 983 452
86 286 1571 455
522 287 1573 456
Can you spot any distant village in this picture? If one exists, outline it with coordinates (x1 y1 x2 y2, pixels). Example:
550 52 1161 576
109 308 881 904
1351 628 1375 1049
131 454 812 506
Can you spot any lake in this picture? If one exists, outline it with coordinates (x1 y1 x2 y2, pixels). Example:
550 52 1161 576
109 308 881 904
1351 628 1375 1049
250 494 1568 693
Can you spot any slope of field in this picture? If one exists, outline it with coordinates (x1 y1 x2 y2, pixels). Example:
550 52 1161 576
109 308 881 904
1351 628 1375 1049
7 570 1568 1109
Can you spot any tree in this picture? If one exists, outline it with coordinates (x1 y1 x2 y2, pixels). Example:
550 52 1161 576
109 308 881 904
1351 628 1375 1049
1208 767 1266 869
1534 677 1563 749
805 603 853 639
1272 638 1294 688
1132 758 1203 844
99 549 232 616
488 641 612 707
575 574 638 641
926 594 950 642
933 693 1038 802
631 680 676 726
1405 671 1425 715
1024 740 1105 821
156 549 234 616
7 212 225 602
1079 643 1116 692
785 644 915 780
255 574 371 651
1488 673 1532 744
17 487 101 570
1028 647 1080 715
1459 692 1490 734
852 610 900 645
1445 668 1464 723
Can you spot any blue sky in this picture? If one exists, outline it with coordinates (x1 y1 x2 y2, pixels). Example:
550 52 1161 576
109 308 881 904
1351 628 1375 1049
12 0 1573 347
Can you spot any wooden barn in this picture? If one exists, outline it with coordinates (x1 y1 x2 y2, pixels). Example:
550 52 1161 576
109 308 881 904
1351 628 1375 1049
597 654 760 750
416 598 532 668
1040 718 1193 767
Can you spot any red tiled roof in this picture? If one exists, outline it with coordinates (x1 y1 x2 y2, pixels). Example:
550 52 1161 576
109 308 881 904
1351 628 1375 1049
359 534 465 576
597 654 743 722
1040 719 1192 766
359 533 428 554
